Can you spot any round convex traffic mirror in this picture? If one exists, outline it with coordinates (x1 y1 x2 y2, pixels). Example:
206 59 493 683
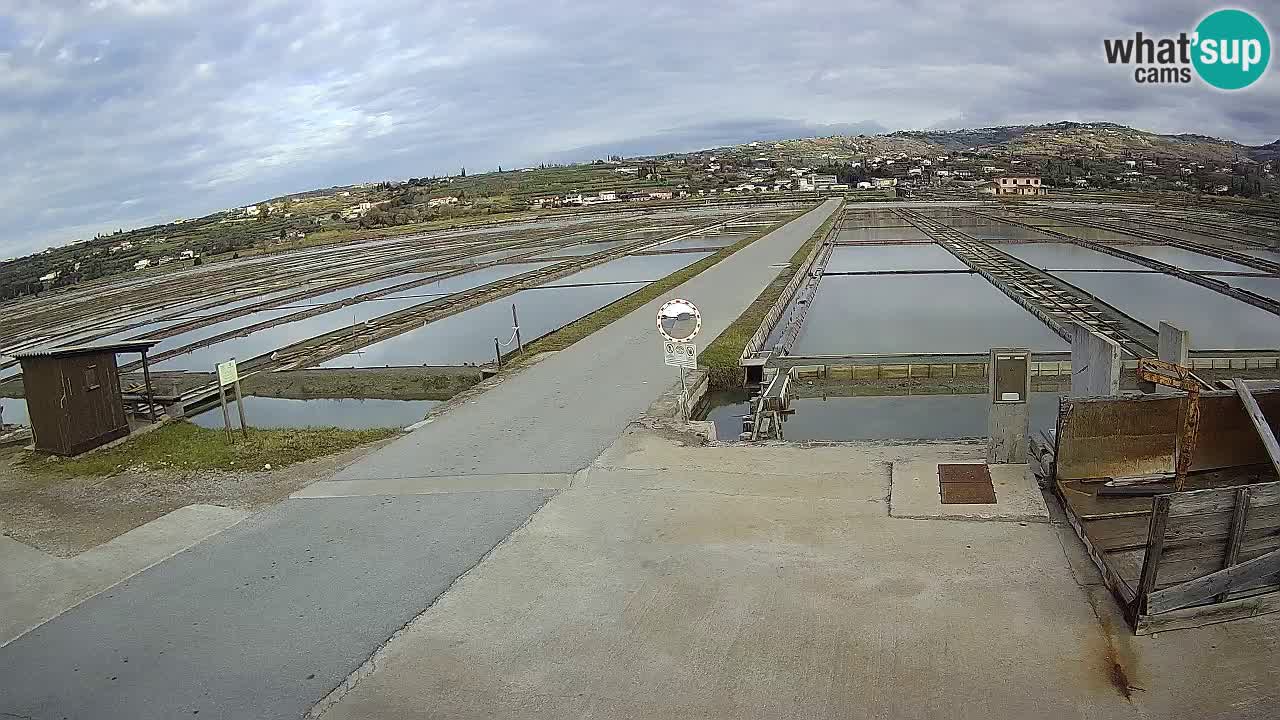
656 298 701 342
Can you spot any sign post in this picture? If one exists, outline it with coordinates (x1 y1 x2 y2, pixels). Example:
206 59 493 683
215 359 249 442
657 298 702 421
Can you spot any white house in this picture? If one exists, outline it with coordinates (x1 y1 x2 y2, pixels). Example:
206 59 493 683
180 249 196 260
134 259 152 270
991 176 1046 195
427 196 459 208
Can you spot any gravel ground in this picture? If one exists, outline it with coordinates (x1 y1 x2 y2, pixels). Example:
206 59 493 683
0 436 396 557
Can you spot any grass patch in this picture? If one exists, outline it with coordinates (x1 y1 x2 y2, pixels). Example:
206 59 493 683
243 368 482 401
697 210 839 386
22 421 398 478
506 209 809 361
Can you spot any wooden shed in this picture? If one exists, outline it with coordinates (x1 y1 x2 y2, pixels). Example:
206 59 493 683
14 340 159 456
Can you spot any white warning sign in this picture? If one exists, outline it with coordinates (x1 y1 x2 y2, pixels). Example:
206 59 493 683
663 341 697 369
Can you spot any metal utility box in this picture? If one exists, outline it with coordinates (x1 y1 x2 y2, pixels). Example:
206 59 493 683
990 348 1031 404
987 348 1031 464
14 340 159 456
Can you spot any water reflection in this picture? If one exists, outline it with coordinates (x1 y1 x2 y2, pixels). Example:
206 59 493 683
703 391 1062 442
0 396 29 425
189 396 439 429
793 274 1067 355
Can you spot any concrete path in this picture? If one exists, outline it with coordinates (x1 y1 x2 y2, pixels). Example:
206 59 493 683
318 428 1280 720
1 504 248 646
318 198 840 486
0 199 839 720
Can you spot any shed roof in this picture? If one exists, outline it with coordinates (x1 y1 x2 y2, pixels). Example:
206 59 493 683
13 340 160 360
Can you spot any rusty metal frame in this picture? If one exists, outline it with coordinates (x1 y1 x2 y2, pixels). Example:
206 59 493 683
1136 358 1201 491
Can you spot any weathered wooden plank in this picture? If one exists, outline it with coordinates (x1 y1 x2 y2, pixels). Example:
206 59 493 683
1053 480 1137 609
1136 588 1280 635
1135 495 1171 612
1167 479 1280 517
1217 487 1252 603
1108 531 1280 588
1147 546 1280 614
1234 378 1280 479
1087 504 1280 552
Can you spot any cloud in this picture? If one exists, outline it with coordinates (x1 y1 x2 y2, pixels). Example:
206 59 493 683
0 0 1276 257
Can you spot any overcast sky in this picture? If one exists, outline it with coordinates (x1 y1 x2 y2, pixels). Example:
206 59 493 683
1 0 1276 258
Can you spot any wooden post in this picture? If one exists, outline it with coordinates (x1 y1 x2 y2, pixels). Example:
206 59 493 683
512 303 522 353
494 338 502 367
1216 487 1251 603
140 350 158 423
219 383 233 443
1134 494 1171 617
233 373 249 440
1233 378 1280 479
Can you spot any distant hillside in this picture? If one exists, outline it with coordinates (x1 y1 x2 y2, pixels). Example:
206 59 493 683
1250 139 1280 163
707 121 1273 166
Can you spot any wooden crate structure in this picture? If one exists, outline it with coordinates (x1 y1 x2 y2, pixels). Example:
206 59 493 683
1052 388 1280 633
1132 482 1280 633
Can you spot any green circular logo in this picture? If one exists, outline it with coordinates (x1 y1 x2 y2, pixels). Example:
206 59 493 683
1193 9 1270 90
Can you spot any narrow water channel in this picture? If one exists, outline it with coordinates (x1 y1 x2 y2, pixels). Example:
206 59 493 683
702 391 1062 442
188 396 439 430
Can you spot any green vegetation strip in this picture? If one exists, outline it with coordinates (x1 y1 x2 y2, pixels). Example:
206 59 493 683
698 211 838 386
22 422 397 478
508 211 805 361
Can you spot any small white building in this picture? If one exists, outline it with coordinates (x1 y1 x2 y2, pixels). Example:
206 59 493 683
134 259 152 271
811 174 838 190
180 249 196 260
991 176 1046 196
427 196 459 208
